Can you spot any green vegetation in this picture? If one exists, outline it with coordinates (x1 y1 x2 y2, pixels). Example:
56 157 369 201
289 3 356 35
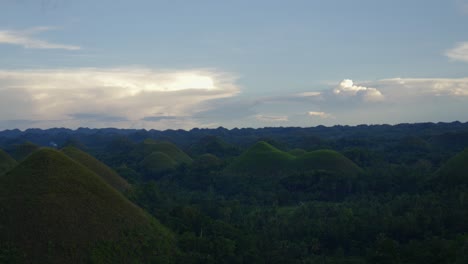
1 123 468 263
62 146 131 192
0 149 17 175
0 148 176 263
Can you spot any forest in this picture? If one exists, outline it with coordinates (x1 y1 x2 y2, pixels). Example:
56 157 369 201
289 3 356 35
0 121 467 263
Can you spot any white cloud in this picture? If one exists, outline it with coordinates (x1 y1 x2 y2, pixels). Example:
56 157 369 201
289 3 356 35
0 67 239 129
255 114 288 122
333 79 384 102
0 27 80 50
445 42 468 62
307 111 333 119
374 77 468 97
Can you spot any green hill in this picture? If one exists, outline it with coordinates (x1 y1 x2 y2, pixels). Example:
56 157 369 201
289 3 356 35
0 149 17 175
295 150 363 176
188 136 239 157
140 151 177 175
61 146 131 192
133 139 192 165
434 147 468 186
288 148 307 157
0 148 176 263
226 141 362 177
226 141 295 175
193 153 223 170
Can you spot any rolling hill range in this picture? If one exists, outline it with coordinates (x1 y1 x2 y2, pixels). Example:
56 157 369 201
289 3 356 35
61 146 131 192
0 148 176 263
140 151 178 175
132 139 192 165
226 141 362 177
0 149 17 175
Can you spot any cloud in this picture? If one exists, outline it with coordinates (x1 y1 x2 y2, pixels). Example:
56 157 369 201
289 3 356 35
0 27 80 50
0 67 239 129
308 111 333 119
255 114 289 122
445 42 468 62
333 79 384 102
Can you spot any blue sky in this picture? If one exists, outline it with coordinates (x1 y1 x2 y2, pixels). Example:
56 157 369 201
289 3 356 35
1 0 468 129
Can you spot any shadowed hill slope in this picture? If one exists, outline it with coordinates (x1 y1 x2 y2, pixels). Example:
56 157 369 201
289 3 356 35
61 146 130 192
0 148 176 263
11 141 40 161
0 149 17 175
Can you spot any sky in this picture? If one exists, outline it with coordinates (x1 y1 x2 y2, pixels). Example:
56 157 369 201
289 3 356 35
0 0 468 130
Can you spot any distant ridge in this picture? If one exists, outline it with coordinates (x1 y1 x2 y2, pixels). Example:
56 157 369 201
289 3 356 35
0 148 176 263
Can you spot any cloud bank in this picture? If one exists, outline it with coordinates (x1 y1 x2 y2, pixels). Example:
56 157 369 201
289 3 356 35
0 27 80 50
0 67 239 129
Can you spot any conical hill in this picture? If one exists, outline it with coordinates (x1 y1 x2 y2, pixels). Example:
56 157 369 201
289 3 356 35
0 148 176 263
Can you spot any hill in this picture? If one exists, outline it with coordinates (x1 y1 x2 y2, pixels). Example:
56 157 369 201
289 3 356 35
295 149 363 176
226 141 362 177
188 136 239 157
139 151 177 176
0 148 17 175
0 148 176 263
434 147 468 186
226 141 295 175
133 139 192 165
61 146 131 192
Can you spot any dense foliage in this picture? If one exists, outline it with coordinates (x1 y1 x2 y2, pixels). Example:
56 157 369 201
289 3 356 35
0 122 467 263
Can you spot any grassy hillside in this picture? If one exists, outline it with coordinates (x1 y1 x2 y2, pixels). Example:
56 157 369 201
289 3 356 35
193 153 223 170
434 147 468 186
62 146 130 192
0 149 17 175
0 148 177 263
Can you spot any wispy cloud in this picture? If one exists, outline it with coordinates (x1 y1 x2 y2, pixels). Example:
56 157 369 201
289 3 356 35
0 67 239 129
445 42 468 62
0 27 80 50
308 111 333 119
255 114 289 122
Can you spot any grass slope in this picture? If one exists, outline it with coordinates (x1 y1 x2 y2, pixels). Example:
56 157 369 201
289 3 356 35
0 148 176 263
434 147 468 186
62 146 130 192
0 149 17 175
